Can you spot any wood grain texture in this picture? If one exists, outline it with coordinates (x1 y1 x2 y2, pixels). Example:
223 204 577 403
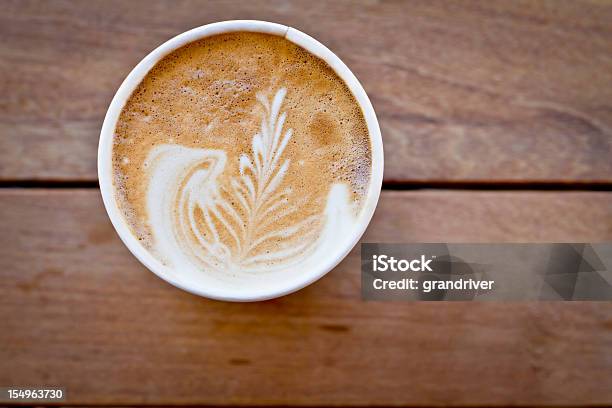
1 189 611 406
1 0 612 182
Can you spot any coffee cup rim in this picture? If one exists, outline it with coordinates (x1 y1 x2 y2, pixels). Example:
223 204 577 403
98 20 384 301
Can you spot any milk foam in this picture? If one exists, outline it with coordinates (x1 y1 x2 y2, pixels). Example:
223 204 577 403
144 88 356 281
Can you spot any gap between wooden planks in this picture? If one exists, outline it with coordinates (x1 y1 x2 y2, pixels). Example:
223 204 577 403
0 189 611 406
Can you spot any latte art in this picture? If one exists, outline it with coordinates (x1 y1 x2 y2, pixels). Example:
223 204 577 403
112 32 372 285
146 88 353 275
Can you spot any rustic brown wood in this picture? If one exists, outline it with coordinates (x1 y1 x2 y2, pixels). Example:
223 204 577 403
1 1 612 182
1 189 611 406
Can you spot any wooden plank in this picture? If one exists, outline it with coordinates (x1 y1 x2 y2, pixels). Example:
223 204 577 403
1 0 611 182
0 189 611 406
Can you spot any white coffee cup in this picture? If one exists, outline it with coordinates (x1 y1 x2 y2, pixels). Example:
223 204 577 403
98 20 383 301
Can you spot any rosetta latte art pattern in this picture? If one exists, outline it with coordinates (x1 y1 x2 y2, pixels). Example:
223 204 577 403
145 88 353 275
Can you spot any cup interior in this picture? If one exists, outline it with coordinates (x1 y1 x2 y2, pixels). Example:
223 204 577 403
98 20 383 301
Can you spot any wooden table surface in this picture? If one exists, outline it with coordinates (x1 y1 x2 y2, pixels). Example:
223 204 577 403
1 1 611 406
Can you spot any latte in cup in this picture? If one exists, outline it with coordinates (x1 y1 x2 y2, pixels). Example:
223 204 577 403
112 32 372 286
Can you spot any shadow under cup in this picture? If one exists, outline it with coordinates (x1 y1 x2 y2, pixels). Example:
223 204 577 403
98 20 383 301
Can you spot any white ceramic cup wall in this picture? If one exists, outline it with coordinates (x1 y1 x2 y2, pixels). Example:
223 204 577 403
98 20 384 301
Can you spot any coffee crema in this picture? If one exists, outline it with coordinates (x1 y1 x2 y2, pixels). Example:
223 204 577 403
112 32 372 282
